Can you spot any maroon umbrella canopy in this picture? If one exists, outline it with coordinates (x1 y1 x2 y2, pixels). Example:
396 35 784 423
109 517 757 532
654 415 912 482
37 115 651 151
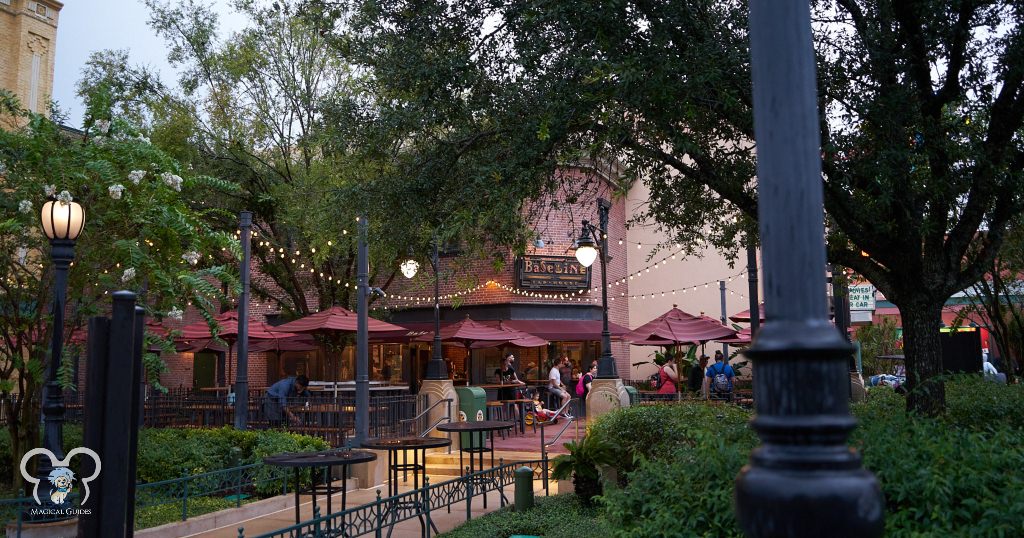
178 310 298 341
178 334 318 354
718 326 754 345
274 306 407 334
625 306 737 346
729 304 766 323
414 317 531 383
469 321 548 349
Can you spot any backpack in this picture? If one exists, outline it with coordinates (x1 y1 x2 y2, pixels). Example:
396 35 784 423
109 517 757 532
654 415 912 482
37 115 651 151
576 374 587 397
650 368 664 390
711 363 731 393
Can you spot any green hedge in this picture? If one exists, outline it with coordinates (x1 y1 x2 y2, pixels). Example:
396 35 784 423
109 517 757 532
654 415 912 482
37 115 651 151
587 376 1024 537
136 427 330 483
438 494 605 538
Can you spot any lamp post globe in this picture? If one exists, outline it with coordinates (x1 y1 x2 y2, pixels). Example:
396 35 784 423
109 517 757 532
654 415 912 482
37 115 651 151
574 228 598 268
34 197 84 520
400 259 420 279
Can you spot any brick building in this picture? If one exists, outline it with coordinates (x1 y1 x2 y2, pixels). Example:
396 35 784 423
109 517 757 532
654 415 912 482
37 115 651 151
0 0 62 124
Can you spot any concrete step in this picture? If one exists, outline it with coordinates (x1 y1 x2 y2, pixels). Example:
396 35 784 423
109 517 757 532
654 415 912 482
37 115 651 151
424 450 542 465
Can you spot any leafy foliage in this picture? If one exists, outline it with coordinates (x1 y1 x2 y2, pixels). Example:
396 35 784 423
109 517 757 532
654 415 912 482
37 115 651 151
551 435 619 505
438 494 605 538
851 383 1024 536
855 316 903 376
333 0 1024 414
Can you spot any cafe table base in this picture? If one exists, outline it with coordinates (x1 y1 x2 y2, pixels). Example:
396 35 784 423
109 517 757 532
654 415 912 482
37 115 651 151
361 437 452 538
263 450 377 537
436 421 515 510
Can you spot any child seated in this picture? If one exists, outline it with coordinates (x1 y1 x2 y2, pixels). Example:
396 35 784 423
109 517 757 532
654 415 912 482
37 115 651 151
531 393 559 422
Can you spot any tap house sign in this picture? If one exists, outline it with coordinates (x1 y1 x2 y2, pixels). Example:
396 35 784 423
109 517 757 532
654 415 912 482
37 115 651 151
516 255 592 290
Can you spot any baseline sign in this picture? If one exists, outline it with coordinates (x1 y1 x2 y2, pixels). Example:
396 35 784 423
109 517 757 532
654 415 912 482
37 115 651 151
516 255 591 290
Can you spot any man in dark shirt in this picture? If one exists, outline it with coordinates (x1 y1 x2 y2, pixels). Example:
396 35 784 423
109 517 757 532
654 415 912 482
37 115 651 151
688 355 709 394
263 375 310 426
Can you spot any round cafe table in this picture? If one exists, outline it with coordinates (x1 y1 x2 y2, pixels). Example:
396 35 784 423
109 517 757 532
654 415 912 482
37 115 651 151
361 437 452 537
436 421 513 509
263 449 376 530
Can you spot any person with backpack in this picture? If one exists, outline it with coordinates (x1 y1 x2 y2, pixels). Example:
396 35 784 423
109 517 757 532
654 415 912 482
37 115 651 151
657 354 679 396
704 350 735 401
576 361 597 417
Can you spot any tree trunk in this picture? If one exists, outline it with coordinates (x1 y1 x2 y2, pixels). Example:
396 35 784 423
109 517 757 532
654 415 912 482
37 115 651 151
8 392 40 490
898 301 946 416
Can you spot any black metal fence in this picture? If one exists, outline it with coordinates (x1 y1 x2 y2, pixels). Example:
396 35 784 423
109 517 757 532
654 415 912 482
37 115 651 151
1 390 428 448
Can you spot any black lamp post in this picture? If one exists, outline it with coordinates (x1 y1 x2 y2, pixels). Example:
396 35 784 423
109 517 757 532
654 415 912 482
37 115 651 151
36 197 85 498
573 198 616 379
401 236 447 380
737 1 883 535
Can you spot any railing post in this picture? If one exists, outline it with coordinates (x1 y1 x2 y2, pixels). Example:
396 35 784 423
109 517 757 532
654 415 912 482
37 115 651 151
181 472 190 521
16 488 24 537
465 468 473 521
374 490 383 538
235 466 243 508
423 476 432 538
515 467 534 512
498 458 505 508
542 449 549 496
237 526 245 538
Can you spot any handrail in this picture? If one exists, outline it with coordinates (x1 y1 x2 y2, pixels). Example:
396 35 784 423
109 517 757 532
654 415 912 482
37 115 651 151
539 397 578 495
401 397 453 426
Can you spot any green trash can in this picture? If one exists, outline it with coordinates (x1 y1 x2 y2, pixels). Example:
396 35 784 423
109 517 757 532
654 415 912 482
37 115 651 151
454 386 487 450
623 385 639 406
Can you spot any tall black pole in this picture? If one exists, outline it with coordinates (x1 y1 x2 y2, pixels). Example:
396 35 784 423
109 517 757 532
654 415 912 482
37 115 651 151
719 280 729 357
425 237 447 379
737 1 883 536
35 238 74 501
355 216 369 446
234 211 252 430
596 198 616 379
746 239 760 338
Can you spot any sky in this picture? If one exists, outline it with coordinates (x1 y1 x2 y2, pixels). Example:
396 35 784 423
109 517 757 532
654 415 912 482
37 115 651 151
52 0 248 128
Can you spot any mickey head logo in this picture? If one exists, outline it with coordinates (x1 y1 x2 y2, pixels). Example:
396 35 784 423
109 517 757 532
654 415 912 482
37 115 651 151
20 447 102 506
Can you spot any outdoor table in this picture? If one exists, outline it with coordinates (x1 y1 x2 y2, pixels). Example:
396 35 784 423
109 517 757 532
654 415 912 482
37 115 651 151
263 449 377 531
436 420 514 509
362 437 452 537
505 398 534 434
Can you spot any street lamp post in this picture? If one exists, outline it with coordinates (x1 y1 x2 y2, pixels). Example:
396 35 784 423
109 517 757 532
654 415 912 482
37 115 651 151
401 236 447 380
573 198 616 379
234 211 252 430
36 198 85 501
737 1 883 535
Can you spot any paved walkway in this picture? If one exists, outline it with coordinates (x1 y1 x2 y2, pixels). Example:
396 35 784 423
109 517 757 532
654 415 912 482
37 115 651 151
181 473 558 538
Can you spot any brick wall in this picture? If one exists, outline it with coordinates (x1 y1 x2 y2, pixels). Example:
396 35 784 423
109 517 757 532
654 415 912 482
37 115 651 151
0 0 61 125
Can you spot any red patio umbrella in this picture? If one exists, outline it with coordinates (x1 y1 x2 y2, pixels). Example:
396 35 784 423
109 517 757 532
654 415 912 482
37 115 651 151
625 306 738 346
274 306 407 334
273 306 409 380
414 316 530 385
177 311 300 384
718 326 754 346
729 304 766 323
469 321 548 349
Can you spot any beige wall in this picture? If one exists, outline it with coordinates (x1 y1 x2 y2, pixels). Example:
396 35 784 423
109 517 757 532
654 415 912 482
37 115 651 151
1 0 62 122
624 180 760 380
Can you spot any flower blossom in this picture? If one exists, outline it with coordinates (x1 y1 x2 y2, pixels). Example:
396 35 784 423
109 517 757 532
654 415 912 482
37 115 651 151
94 119 111 134
160 172 183 192
182 251 201 266
167 307 184 321
43 184 56 197
121 267 136 283
92 135 106 146
108 184 125 199
56 190 73 205
18 200 32 214
129 170 146 185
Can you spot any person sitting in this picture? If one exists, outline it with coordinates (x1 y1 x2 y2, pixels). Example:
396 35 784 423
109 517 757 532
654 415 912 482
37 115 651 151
983 358 1007 384
263 374 310 426
704 351 735 401
530 392 559 423
548 356 572 416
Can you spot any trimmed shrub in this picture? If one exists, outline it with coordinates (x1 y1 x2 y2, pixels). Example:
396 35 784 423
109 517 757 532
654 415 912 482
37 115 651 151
851 384 1024 537
439 494 605 538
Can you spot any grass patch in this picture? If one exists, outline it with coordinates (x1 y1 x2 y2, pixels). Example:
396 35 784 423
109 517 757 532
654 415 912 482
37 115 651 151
439 494 605 538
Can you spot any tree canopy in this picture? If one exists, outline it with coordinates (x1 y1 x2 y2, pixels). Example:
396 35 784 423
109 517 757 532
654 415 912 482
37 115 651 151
317 0 1024 414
